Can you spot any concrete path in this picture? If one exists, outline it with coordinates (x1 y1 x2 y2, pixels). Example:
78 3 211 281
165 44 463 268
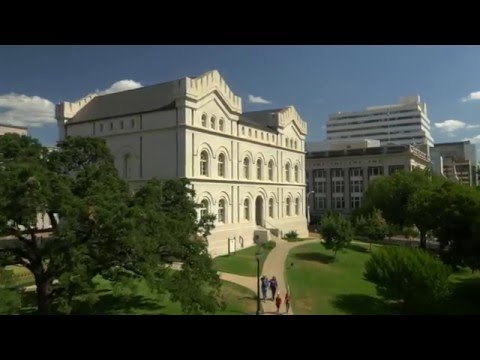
219 234 320 315
260 236 318 315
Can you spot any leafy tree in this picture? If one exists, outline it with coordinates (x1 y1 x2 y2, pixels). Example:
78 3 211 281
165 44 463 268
354 208 388 251
362 168 443 249
319 212 353 260
364 246 451 313
0 135 222 314
432 182 480 272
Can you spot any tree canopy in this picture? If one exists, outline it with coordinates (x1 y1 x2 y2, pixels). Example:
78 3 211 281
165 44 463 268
0 135 221 314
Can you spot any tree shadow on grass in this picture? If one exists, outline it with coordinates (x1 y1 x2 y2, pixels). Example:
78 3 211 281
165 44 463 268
74 293 166 315
294 252 335 264
347 244 369 253
331 294 394 315
440 277 480 314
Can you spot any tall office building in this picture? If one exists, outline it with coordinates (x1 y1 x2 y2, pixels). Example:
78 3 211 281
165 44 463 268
431 141 478 186
326 95 434 149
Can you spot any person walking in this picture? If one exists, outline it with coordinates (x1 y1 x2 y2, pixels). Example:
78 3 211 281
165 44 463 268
275 292 282 313
285 292 291 314
269 276 278 301
260 275 269 302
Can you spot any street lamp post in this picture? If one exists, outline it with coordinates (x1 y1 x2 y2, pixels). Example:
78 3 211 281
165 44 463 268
255 250 261 315
306 190 315 226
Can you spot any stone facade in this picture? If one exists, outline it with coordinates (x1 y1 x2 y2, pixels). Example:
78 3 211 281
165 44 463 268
55 70 309 257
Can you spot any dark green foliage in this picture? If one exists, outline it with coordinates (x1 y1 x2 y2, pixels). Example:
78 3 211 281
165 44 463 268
354 208 388 251
364 246 452 313
0 135 222 314
261 241 276 250
284 230 298 240
319 212 353 260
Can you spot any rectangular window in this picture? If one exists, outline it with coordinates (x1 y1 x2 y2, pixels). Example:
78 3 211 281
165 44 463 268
313 169 326 178
350 168 363 177
351 196 361 209
314 181 326 193
368 167 383 176
332 181 344 193
314 196 326 210
331 168 344 178
333 197 345 209
350 180 363 193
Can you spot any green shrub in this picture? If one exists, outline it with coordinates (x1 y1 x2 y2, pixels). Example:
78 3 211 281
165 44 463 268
0 288 22 314
261 241 276 250
284 230 298 241
364 246 452 313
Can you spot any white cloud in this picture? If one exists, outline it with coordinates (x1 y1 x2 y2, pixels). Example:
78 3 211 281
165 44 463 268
247 94 272 104
90 79 143 97
0 93 55 128
434 119 480 133
465 135 480 144
0 79 143 129
461 91 480 102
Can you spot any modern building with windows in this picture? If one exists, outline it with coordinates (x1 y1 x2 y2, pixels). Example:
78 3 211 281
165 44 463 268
431 141 478 186
326 95 434 150
305 139 430 218
55 70 309 257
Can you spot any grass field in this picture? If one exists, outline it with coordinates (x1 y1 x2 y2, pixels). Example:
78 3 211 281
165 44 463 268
285 241 389 315
285 241 480 315
213 245 272 277
19 278 257 315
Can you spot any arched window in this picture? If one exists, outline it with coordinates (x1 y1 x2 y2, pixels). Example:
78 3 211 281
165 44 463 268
294 140 298 149
210 116 216 129
285 163 291 182
261 132 264 140
268 198 274 218
295 198 300 215
242 126 245 135
244 198 250 221
218 199 226 223
218 153 225 177
219 119 225 132
294 165 299 182
268 160 274 181
200 151 208 176
256 159 262 180
255 130 258 138
290 139 294 148
266 134 269 141
201 114 207 127
243 158 250 179
200 199 209 218
286 198 291 216
248 129 252 137
285 138 289 147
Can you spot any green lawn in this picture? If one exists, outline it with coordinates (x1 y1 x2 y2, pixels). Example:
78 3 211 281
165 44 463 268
285 242 392 315
285 241 480 315
20 278 257 315
213 245 272 277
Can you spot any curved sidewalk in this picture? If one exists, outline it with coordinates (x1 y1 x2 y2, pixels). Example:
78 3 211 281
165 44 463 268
260 237 318 315
219 235 319 315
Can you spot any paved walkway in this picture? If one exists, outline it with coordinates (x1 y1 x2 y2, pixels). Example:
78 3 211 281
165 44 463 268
219 233 319 315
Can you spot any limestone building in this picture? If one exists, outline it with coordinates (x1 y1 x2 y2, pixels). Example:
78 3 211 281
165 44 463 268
55 70 309 257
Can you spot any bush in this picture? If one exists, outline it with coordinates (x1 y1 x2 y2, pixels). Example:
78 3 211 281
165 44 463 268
261 241 276 250
284 230 298 241
0 288 22 314
364 246 452 313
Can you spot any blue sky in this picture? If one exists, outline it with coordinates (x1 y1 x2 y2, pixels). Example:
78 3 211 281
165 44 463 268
1 45 480 150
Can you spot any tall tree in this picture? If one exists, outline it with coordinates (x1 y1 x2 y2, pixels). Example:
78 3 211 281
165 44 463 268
319 212 353 260
0 135 221 314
